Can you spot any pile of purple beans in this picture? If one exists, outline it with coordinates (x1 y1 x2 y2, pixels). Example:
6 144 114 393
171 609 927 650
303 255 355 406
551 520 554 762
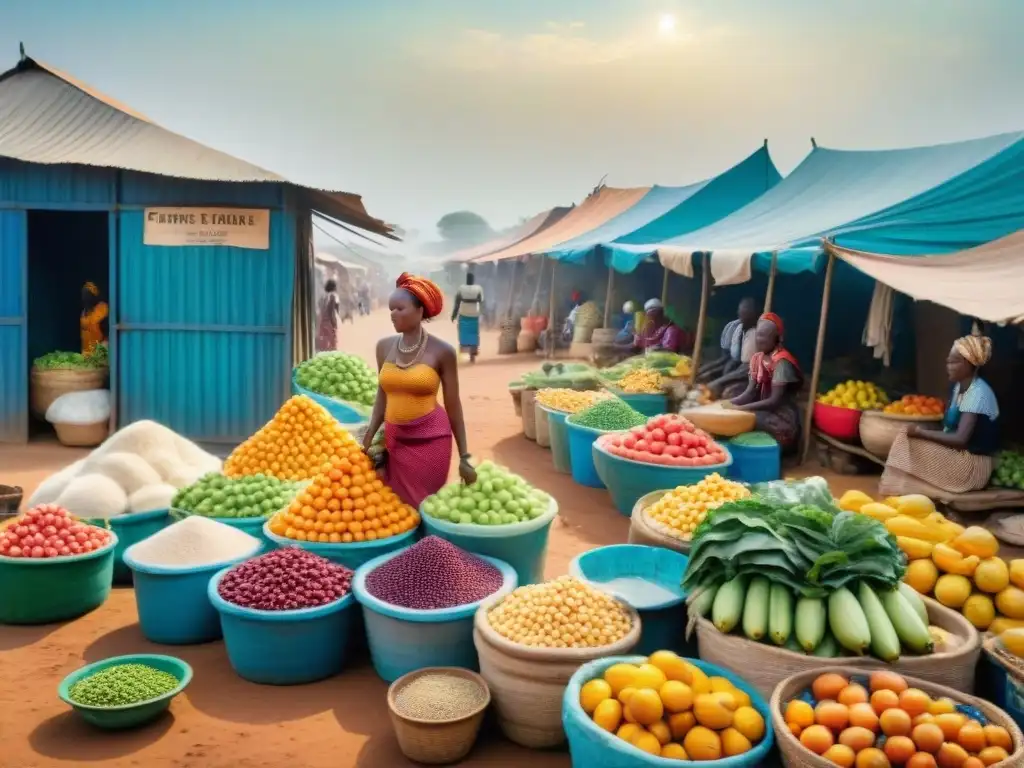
365 536 504 610
218 547 353 611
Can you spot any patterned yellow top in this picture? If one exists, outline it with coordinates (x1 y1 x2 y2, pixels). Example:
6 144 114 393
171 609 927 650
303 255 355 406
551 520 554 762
379 363 441 424
81 302 109 354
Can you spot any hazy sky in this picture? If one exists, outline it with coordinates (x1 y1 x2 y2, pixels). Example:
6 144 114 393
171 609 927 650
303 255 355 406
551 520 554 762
3 0 1023 238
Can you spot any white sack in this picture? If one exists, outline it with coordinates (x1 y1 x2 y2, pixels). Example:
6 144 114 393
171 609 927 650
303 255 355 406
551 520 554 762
55 474 129 520
45 390 111 426
127 483 178 514
84 452 162 495
26 459 87 507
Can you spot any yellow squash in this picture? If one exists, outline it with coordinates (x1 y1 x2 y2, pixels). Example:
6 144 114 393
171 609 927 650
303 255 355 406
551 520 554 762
931 543 980 576
894 494 936 519
838 490 874 513
950 526 999 559
1010 559 1024 590
897 536 935 560
860 502 899 522
886 515 948 543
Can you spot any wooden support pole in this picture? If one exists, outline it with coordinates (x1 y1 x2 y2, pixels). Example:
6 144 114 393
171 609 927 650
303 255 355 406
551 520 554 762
661 265 670 305
764 252 778 313
800 253 836 464
603 264 615 328
504 259 520 322
689 253 710 385
547 259 557 360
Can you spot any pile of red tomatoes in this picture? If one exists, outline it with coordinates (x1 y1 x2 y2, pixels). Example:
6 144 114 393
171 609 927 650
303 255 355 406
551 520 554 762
0 504 112 559
598 414 729 467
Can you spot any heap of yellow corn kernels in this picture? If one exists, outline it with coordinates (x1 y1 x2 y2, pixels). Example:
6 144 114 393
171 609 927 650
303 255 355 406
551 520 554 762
645 474 750 541
535 388 613 414
618 368 664 394
486 576 633 649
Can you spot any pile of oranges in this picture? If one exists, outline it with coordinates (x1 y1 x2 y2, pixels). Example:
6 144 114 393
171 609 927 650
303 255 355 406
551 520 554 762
267 444 418 545
784 670 1015 767
224 395 359 481
884 395 944 418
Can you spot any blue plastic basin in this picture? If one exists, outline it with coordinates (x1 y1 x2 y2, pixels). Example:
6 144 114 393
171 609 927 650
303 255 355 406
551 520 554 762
607 390 669 418
262 521 417 570
291 374 371 427
726 439 781 484
209 568 358 684
539 405 572 474
123 542 262 645
107 509 171 585
592 440 733 516
58 653 193 730
569 544 691 655
420 497 558 586
566 420 621 488
353 547 518 683
563 656 775 768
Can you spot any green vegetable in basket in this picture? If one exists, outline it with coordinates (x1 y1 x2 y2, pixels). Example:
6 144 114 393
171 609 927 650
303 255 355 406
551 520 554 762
33 350 106 370
68 663 179 707
730 431 776 447
567 398 647 432
172 473 301 519
294 352 377 407
421 461 550 525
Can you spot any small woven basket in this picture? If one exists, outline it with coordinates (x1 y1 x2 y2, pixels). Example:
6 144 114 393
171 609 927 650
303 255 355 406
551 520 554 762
387 667 490 765
0 484 23 525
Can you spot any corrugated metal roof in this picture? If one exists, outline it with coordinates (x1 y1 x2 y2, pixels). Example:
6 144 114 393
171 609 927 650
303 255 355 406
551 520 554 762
0 54 395 237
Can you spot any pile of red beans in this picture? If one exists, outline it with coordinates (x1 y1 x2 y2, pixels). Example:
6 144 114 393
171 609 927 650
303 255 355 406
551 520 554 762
217 547 353 611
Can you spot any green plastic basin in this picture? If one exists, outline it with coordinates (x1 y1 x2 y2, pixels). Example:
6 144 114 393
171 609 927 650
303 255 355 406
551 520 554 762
58 653 193 730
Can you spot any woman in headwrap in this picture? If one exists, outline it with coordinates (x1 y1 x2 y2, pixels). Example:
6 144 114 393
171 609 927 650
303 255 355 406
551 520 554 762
727 312 803 451
315 279 340 352
362 273 476 507
881 332 999 496
80 282 109 354
633 298 686 354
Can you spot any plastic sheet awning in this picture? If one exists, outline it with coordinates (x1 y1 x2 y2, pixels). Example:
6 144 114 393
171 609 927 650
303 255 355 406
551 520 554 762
445 207 571 264
545 143 781 272
605 131 1024 284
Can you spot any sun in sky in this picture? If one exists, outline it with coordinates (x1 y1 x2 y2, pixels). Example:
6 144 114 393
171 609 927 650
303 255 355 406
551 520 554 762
658 13 677 36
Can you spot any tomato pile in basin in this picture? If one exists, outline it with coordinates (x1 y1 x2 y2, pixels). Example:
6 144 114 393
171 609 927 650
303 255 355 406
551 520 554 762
598 414 729 467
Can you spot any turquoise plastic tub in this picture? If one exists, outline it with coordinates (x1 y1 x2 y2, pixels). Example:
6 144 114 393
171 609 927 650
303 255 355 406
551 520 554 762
539 405 572 474
263 521 417 570
109 509 171 585
566 420 620 488
726 439 781 484
569 545 691 656
592 440 732 516
607 390 669 418
58 653 192 730
420 496 558 586
353 547 518 683
123 541 261 645
209 568 358 684
562 656 774 768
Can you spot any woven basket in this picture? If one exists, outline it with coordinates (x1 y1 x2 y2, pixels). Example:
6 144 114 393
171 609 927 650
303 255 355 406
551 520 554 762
535 404 551 448
0 484 23 524
983 634 1024 685
770 665 1024 768
498 326 518 355
521 389 538 441
53 420 109 447
472 593 641 748
387 667 490 765
30 367 108 418
509 386 524 418
516 331 538 353
678 404 757 437
572 323 597 344
591 328 618 345
627 490 691 555
697 594 981 698
859 410 942 460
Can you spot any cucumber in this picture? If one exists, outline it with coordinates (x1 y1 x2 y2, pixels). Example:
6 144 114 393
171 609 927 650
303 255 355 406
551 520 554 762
812 631 840 658
690 582 720 618
828 587 872 655
795 596 826 652
898 582 930 626
880 588 934 654
857 582 901 662
712 575 747 633
769 583 794 646
742 576 771 641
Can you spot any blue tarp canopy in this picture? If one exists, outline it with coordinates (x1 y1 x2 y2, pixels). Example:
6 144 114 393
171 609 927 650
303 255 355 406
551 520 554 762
544 143 781 273
605 131 1024 284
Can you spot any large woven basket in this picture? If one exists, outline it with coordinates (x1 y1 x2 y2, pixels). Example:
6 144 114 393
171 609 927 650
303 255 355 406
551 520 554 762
516 331 538 353
770 666 1024 768
520 389 538 441
498 325 518 355
387 667 490 765
30 367 108 418
627 490 691 555
534 403 551 448
860 410 942 459
53 420 109 448
696 594 981 698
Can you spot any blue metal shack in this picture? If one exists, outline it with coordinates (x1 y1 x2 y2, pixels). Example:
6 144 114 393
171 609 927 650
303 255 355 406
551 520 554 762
0 53 393 445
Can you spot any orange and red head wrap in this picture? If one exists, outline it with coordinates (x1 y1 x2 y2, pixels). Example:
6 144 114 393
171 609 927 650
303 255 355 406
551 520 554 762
395 272 444 319
760 311 784 339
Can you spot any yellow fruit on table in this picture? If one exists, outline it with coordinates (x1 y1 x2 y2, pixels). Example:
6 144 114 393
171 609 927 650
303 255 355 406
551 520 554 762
974 557 1010 594
684 726 723 761
934 574 973 608
693 692 736 729
895 494 936 518
1010 559 1024 590
1000 628 1024 657
604 663 639 696
732 705 766 742
951 526 999 559
631 731 664 755
721 727 753 756
932 543 980 576
962 593 996 630
897 536 935 560
995 586 1024 619
661 742 688 759
580 679 613 714
592 698 623 732
839 490 875 513
861 503 900 522
990 617 1024 635
905 558 940 594
628 688 665 726
648 650 691 683
886 515 947 542
659 680 694 713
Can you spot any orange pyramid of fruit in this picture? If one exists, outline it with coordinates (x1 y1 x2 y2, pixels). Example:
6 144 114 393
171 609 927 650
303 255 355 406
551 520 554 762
224 395 360 481
268 447 419 544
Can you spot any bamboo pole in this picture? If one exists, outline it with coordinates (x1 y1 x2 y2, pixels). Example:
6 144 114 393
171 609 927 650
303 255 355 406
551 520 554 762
800 252 836 464
661 265 670 305
603 264 615 328
547 259 557 360
764 252 778 313
689 253 710 385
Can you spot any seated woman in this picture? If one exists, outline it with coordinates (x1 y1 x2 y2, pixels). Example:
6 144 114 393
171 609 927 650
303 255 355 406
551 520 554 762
615 301 638 344
727 312 803 451
881 333 999 496
700 298 759 394
632 299 686 354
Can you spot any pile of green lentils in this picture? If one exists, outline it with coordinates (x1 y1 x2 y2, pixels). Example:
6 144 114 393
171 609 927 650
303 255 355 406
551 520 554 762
68 663 179 707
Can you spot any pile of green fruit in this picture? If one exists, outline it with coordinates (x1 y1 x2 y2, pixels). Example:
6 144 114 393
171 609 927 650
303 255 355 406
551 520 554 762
992 450 1024 490
421 461 551 526
567 398 647 432
172 473 302 519
33 349 107 370
294 352 377 407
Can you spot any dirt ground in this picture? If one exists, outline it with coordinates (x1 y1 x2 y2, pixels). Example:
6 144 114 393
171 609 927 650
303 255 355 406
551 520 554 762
0 310 879 768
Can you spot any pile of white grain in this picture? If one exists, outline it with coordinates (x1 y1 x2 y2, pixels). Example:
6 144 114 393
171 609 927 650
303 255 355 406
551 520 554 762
125 517 260 569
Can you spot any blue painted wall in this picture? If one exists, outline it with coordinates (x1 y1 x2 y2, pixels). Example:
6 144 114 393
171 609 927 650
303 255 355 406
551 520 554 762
0 210 27 442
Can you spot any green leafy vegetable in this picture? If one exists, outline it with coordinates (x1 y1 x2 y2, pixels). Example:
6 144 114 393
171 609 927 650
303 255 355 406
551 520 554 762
33 350 107 370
